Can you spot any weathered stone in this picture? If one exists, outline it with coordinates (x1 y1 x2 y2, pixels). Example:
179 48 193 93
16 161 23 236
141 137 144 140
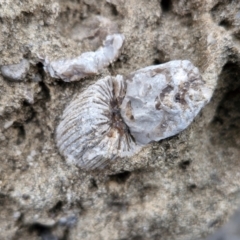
1 59 29 81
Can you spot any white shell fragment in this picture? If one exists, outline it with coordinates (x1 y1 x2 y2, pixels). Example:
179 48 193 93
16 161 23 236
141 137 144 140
1 59 29 81
44 34 124 82
56 60 212 170
56 75 141 170
121 60 212 145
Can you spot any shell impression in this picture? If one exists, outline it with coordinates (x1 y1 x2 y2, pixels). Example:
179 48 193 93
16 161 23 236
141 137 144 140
56 60 211 169
56 75 141 170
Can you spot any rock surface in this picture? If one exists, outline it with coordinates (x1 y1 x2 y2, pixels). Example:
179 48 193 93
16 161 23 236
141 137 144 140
0 0 240 239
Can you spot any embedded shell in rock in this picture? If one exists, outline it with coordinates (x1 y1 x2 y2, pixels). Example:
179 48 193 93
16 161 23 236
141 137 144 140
56 60 212 170
56 76 141 170
44 34 124 82
121 60 212 145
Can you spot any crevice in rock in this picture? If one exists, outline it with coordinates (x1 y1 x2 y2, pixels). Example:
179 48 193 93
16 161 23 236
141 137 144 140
13 122 26 145
89 178 98 190
38 82 51 102
179 159 191 170
209 61 240 150
106 2 119 16
160 0 172 12
108 171 131 184
49 201 64 217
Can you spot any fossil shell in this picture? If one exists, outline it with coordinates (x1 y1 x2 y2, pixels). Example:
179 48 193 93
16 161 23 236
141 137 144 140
121 60 212 145
44 34 124 82
56 60 212 170
56 75 141 170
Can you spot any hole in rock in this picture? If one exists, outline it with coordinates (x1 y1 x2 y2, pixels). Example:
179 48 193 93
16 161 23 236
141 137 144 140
179 160 191 170
219 19 231 29
209 62 240 152
39 82 51 101
108 171 131 184
48 201 63 216
106 2 118 16
160 0 172 12
89 178 98 190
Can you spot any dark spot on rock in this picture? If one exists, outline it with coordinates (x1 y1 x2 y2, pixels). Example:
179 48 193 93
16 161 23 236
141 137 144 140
153 59 161 65
89 178 98 190
125 100 134 121
22 194 30 200
48 201 63 216
109 171 131 184
36 62 44 73
219 19 231 29
175 93 181 102
107 193 128 211
155 97 161 110
179 160 191 170
160 85 174 100
28 224 57 240
188 184 197 192
160 0 172 12
208 219 220 228
174 92 187 105
39 82 51 101
106 2 118 16
12 122 26 145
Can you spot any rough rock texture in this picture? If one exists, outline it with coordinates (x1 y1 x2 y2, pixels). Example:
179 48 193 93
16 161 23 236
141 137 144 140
0 0 240 240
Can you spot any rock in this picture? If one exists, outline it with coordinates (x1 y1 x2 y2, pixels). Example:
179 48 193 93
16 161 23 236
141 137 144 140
0 0 240 240
121 60 212 145
1 59 29 81
56 75 141 169
43 34 125 82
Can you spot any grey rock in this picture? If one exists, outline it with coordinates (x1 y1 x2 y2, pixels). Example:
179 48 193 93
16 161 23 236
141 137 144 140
121 60 212 145
205 208 240 240
1 59 29 81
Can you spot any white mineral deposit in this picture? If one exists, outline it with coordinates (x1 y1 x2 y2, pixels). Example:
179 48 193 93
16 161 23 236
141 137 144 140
43 34 125 82
121 60 212 145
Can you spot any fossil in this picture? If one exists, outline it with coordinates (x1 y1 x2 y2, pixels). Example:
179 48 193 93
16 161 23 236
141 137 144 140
121 60 212 145
43 34 124 82
56 75 141 170
56 60 212 170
